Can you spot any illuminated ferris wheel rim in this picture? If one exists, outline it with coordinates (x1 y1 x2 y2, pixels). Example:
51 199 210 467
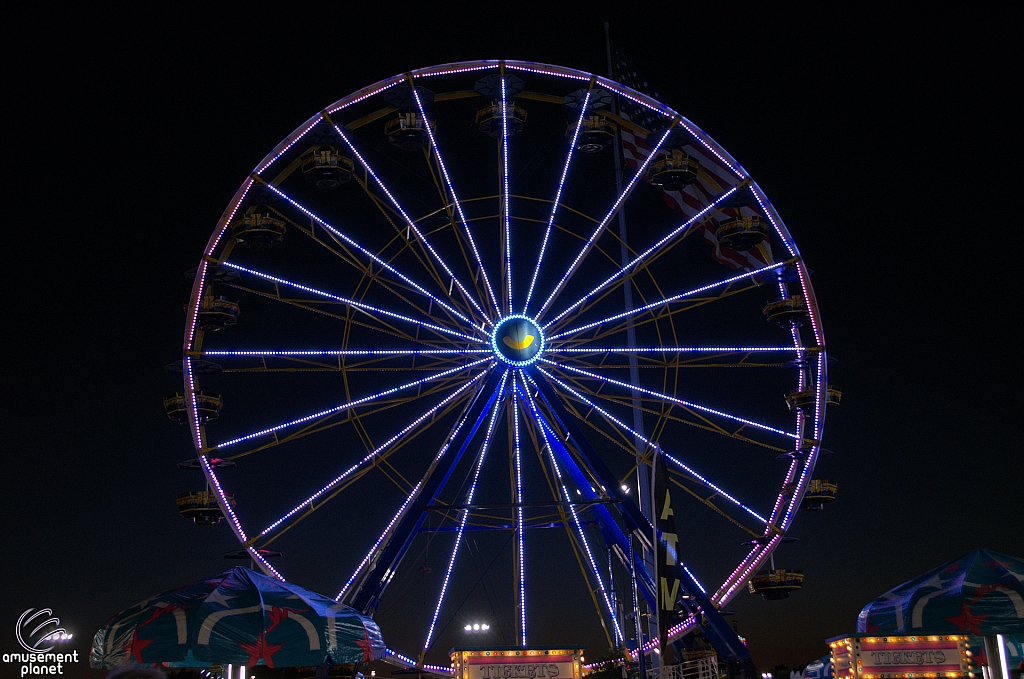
178 59 830 663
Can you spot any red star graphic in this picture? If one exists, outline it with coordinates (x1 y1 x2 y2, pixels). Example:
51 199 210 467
123 628 155 663
945 600 990 635
265 606 308 634
239 631 285 668
943 561 963 576
864 620 881 633
354 627 373 662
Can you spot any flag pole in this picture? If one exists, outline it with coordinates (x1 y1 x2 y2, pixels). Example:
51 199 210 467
605 22 654 678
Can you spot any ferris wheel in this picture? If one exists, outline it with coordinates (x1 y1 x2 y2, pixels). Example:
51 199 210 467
169 60 836 668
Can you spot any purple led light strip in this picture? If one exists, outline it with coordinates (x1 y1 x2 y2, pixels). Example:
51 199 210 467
512 383 526 645
501 76 513 314
542 359 798 439
215 358 490 449
423 370 509 651
548 261 785 340
260 372 487 538
519 372 624 643
538 368 767 523
547 346 796 354
410 87 500 318
264 184 480 329
330 123 488 321
536 128 672 321
524 90 591 313
334 376 484 601
544 187 739 329
221 262 481 343
326 82 397 115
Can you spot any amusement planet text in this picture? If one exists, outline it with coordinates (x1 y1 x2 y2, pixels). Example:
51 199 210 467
3 651 80 676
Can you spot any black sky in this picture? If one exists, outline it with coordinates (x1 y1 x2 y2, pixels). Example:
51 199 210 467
4 6 1019 678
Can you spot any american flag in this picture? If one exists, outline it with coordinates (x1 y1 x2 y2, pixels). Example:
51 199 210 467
612 49 774 271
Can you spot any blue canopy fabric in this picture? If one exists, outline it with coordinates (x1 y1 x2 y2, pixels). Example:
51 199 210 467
91 566 385 669
856 549 1024 636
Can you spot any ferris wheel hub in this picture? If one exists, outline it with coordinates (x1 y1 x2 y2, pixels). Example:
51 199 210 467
491 314 545 367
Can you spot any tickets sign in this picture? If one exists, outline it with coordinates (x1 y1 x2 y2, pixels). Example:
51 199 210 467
828 634 973 679
451 647 583 679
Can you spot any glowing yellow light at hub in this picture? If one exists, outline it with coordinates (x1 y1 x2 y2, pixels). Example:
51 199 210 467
503 334 535 350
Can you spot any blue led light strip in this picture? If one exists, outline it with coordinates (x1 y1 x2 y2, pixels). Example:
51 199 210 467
548 262 785 340
215 358 490 449
536 128 673 321
423 370 510 652
331 123 489 321
501 76 513 314
544 187 739 329
537 368 767 524
523 90 591 314
334 374 485 601
518 372 624 643
541 359 798 439
260 372 488 538
266 184 479 329
512 381 526 645
411 87 501 318
222 262 482 343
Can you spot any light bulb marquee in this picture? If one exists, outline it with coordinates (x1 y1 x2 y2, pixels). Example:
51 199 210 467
828 634 973 679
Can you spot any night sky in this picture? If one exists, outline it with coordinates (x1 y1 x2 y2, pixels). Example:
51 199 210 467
5 7 1019 679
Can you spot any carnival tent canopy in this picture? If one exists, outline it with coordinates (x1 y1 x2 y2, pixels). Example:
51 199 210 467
856 549 1024 636
91 566 385 669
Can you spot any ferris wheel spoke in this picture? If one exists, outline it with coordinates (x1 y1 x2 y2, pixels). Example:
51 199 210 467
200 348 487 375
548 261 786 340
523 90 592 314
537 369 769 527
543 185 742 329
255 371 488 544
423 370 509 653
540 359 798 441
220 261 484 343
334 372 488 602
329 122 491 323
263 183 482 330
510 382 526 645
409 85 501 318
535 127 674 322
211 357 490 451
517 374 624 645
547 346 801 370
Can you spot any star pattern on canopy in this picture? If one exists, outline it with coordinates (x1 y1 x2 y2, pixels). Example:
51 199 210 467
124 628 154 663
945 600 990 636
354 627 373 662
239 630 285 668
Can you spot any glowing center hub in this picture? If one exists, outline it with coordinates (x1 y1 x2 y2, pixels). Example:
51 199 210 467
492 315 545 366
